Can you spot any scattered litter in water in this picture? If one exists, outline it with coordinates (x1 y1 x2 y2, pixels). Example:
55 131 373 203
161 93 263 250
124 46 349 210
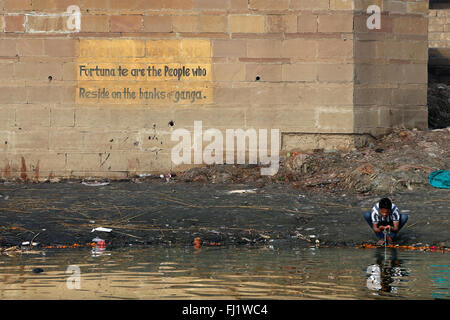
91 238 107 257
359 243 449 252
21 242 39 247
91 227 112 233
193 237 202 249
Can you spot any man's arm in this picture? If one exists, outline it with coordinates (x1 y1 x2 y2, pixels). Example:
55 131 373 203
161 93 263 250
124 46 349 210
372 223 384 233
391 221 399 232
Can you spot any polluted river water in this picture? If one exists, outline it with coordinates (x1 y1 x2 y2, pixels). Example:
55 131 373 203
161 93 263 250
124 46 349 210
0 245 448 300
0 182 449 299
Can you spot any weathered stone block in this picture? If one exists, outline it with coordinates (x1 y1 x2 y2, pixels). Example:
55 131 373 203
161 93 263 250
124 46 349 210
0 39 17 56
282 39 317 60
318 64 354 82
194 0 229 10
15 106 51 128
230 15 265 33
250 0 289 10
3 0 32 11
49 129 84 151
16 39 45 56
213 39 247 57
143 15 172 32
318 39 353 59
267 15 297 33
81 15 110 33
245 64 282 81
44 39 79 57
247 39 282 58
51 108 75 127
330 0 354 10
110 15 143 32
282 63 317 82
290 0 329 10
197 15 228 33
318 14 353 33
213 63 245 81
297 14 317 32
0 86 27 104
4 15 25 32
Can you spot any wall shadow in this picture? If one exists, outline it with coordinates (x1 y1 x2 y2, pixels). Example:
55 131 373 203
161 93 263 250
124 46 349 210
428 48 450 129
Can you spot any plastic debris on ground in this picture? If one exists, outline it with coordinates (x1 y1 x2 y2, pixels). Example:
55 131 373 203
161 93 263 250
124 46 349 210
160 173 172 182
139 174 151 178
429 170 450 189
82 180 110 187
227 189 257 194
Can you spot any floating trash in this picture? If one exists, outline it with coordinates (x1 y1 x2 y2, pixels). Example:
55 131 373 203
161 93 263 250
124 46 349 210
21 242 39 247
91 227 112 233
193 237 202 249
91 237 107 257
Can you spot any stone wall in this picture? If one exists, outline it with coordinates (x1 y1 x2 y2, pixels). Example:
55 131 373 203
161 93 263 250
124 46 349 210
354 0 429 136
0 0 429 180
429 9 450 49
429 7 450 83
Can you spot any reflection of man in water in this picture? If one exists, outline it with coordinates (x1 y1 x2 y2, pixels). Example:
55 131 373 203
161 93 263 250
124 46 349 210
366 248 407 294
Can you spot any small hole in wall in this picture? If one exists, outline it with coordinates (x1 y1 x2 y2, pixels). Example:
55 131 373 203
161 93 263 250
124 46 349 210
255 76 261 81
169 120 175 127
48 76 53 81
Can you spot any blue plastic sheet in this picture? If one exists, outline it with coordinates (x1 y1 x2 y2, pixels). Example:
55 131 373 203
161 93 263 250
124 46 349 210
429 170 450 189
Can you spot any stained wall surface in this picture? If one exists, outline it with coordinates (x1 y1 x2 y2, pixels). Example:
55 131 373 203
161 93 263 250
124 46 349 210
354 0 429 137
0 0 428 180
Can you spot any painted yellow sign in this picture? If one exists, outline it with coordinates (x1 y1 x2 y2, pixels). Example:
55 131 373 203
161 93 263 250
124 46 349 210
76 39 213 105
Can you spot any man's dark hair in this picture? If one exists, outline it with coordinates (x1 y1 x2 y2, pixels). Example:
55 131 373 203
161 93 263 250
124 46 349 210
379 198 392 210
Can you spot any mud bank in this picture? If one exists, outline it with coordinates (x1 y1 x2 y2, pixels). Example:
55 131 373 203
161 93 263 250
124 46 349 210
0 182 448 250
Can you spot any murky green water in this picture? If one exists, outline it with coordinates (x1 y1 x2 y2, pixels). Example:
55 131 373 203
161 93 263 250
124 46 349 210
0 246 448 300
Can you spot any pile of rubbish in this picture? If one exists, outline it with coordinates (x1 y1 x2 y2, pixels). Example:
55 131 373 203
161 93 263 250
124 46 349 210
279 128 449 193
175 127 449 194
428 79 450 129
